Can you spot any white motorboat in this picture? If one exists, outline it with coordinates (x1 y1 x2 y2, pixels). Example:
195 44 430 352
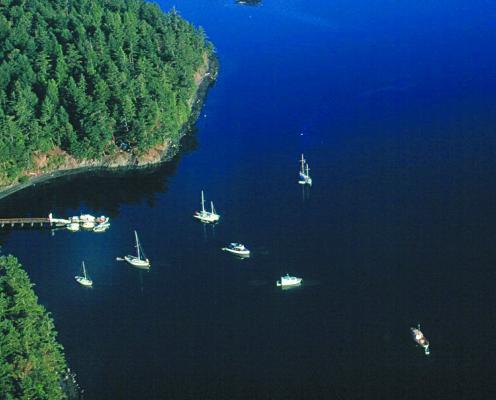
411 325 430 355
276 274 302 287
66 222 80 232
93 222 110 233
81 221 95 229
96 215 109 224
79 214 96 223
222 243 250 257
298 154 312 186
193 190 220 223
75 261 93 287
124 230 150 268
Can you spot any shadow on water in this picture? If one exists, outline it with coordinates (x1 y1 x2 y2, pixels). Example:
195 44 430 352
0 130 199 219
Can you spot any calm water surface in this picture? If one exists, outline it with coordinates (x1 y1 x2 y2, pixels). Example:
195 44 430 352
1 1 496 398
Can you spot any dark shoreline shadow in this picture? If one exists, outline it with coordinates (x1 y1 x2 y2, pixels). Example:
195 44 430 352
0 130 199 219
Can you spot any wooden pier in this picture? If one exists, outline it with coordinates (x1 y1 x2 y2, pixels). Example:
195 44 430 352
0 218 52 228
0 214 70 228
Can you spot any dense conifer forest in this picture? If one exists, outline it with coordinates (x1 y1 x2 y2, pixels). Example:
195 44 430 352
0 0 213 186
0 255 69 399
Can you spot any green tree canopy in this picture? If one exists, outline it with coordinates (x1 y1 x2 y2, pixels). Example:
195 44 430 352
0 255 69 399
0 0 214 185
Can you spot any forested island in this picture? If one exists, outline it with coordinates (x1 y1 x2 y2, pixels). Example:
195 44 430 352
0 255 76 399
0 0 216 191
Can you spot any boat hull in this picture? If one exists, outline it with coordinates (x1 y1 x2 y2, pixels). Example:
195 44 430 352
93 222 110 232
222 248 250 256
411 327 430 355
276 278 302 287
67 223 80 232
124 255 150 268
82 221 95 229
193 212 220 223
75 276 93 286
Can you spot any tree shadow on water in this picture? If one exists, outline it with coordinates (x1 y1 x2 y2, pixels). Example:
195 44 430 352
0 131 199 219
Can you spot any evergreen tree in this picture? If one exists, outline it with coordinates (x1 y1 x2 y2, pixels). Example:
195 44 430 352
0 255 69 399
0 0 214 185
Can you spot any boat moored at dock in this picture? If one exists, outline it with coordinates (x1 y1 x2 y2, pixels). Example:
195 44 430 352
93 222 110 233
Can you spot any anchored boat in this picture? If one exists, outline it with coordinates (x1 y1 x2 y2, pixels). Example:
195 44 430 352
276 274 302 287
193 190 220 223
222 243 250 257
93 222 110 233
298 154 312 186
124 230 150 268
75 261 93 287
411 325 430 355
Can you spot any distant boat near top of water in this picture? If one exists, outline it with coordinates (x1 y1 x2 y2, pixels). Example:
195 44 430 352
75 261 93 287
222 242 250 257
298 154 312 186
193 190 220 223
411 324 430 355
124 230 150 268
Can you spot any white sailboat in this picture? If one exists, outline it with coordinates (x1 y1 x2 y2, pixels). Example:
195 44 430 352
124 230 150 268
298 154 312 186
75 261 93 287
193 190 220 223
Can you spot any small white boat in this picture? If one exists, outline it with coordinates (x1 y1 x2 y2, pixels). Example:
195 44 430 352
81 221 95 229
93 222 110 233
124 230 150 268
222 243 250 257
298 154 312 186
79 214 96 223
276 274 302 287
411 325 430 355
193 190 220 223
75 261 93 287
96 215 109 224
66 222 80 232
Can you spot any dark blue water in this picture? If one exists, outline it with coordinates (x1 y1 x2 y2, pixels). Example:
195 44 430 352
1 1 496 398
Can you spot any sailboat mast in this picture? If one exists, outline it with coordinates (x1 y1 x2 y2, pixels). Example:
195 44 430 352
201 190 206 213
134 230 141 260
300 154 305 174
82 262 87 279
211 201 215 214
306 163 310 177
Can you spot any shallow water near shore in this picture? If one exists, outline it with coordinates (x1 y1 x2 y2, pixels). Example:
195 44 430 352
1 0 496 399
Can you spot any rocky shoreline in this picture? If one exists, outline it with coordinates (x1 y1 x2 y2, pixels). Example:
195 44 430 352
0 55 218 201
